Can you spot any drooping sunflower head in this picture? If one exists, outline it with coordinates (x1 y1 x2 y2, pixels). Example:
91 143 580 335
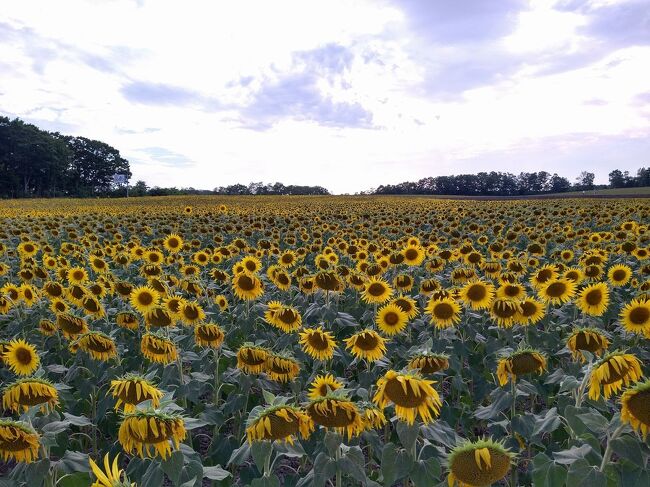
179 300 206 325
314 271 342 292
376 303 409 336
246 404 313 444
566 327 609 362
56 312 89 340
391 295 419 319
588 351 643 400
360 402 387 430
116 311 139 330
109 374 163 412
2 377 59 413
621 380 650 440
306 395 364 439
447 438 514 487
265 353 300 383
308 374 344 401
144 306 176 328
265 303 302 333
496 348 547 386
530 264 558 289
373 369 442 425
118 409 186 459
0 419 40 463
425 297 462 329
408 352 450 374
298 326 337 361
140 333 178 364
620 298 650 336
489 298 520 328
344 329 387 362
513 298 546 325
2 339 40 376
194 323 225 348
237 344 270 374
38 319 57 336
75 332 118 361
460 280 495 310
361 278 393 304
89 453 135 487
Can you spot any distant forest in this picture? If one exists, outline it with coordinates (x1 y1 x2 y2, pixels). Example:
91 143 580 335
371 168 650 196
2 115 648 198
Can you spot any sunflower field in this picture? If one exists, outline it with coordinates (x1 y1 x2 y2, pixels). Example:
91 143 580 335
0 195 649 487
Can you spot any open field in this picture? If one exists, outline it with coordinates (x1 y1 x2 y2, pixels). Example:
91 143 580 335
1 196 649 487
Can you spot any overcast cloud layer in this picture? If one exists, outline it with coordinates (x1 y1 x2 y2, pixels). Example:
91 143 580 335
1 0 649 193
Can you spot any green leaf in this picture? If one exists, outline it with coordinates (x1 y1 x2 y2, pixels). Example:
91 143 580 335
56 451 90 474
251 475 281 487
553 444 594 464
566 459 607 487
203 465 231 481
396 421 420 455
532 453 567 487
381 443 414 486
611 435 645 466
142 461 165 486
410 457 441 487
313 452 336 487
532 407 561 436
251 440 273 473
474 389 512 420
577 410 609 436
262 389 276 405
62 413 92 427
162 450 185 486
227 442 251 466
56 472 92 487
324 431 342 457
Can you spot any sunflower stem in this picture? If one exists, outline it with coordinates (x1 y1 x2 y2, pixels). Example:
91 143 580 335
213 348 221 405
510 378 518 487
599 422 626 472
335 444 342 487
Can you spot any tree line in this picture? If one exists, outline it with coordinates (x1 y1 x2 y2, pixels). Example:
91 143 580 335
125 181 330 197
372 168 649 196
0 116 131 198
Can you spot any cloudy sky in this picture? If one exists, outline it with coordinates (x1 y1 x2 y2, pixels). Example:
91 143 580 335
1 0 649 193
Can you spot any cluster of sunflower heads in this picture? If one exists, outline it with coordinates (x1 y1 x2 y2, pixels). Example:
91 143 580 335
373 369 442 425
117 408 186 459
236 343 300 382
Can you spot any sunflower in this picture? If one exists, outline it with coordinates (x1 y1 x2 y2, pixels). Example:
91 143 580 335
179 301 206 325
43 281 65 299
374 303 408 336
81 294 106 318
118 409 186 459
232 272 264 301
56 313 89 340
496 283 526 300
619 298 650 336
278 251 298 268
566 328 609 362
575 282 610 316
459 280 495 310
588 351 643 400
373 370 442 425
361 278 393 304
130 286 160 314
67 266 89 285
425 297 462 329
265 303 302 333
162 234 184 254
513 298 545 325
109 374 163 412
0 420 40 463
496 349 547 386
75 332 118 361
265 353 300 383
299 327 337 360
563 267 585 284
345 329 387 362
314 271 342 292
214 294 229 311
237 344 270 374
0 296 12 314
141 333 178 364
116 311 140 330
89 453 135 487
447 438 514 487
2 377 59 413
608 264 632 287
360 403 387 430
391 295 419 319
538 278 576 305
2 339 39 376
621 380 650 440
162 296 186 319
530 264 558 289
489 298 520 328
194 323 225 348
408 352 450 374
246 405 313 444
402 244 425 266
308 374 344 400
306 396 364 439
38 319 57 336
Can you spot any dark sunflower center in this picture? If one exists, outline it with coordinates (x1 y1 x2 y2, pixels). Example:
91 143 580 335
510 353 542 375
519 301 537 317
355 333 379 350
602 360 630 384
574 332 603 352
585 289 602 306
168 238 179 247
278 274 289 285
264 411 299 440
307 333 329 350
183 307 199 320
72 271 84 280
545 282 567 297
629 306 650 325
308 401 356 427
504 285 520 297
86 337 113 353
368 283 386 296
451 449 511 486
405 249 419 260
238 275 256 291
241 350 265 365
627 390 650 425
612 270 627 281
384 377 426 407
537 269 552 282
467 285 486 301
433 303 454 320
493 301 518 318
394 299 412 313
383 311 400 326
15 347 33 365
138 292 154 306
